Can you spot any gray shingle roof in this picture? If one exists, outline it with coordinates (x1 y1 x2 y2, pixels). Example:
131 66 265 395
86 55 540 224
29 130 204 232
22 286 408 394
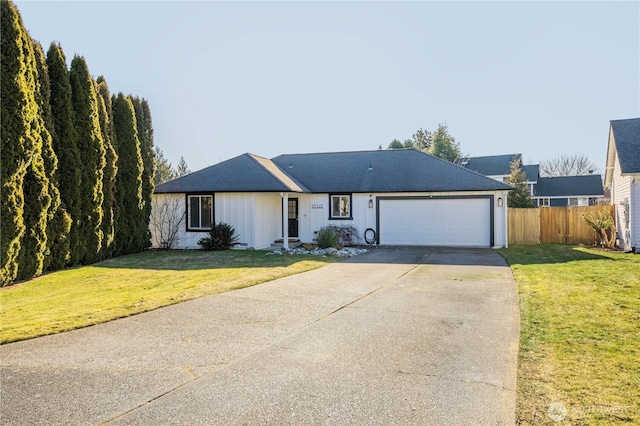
272 149 512 193
458 154 539 182
458 154 519 176
155 153 308 193
611 118 640 174
522 164 540 182
156 149 512 194
533 175 604 197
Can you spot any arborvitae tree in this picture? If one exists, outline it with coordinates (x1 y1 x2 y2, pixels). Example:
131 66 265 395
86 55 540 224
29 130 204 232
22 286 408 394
112 93 144 254
47 42 81 266
507 158 535 208
95 77 118 258
132 97 155 250
32 39 72 272
428 123 461 163
17 140 51 281
154 146 176 185
0 1 43 285
17 37 52 280
69 55 106 264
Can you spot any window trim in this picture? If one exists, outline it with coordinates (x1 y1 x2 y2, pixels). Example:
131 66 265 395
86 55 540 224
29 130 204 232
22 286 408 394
540 198 550 207
328 193 353 220
186 193 214 231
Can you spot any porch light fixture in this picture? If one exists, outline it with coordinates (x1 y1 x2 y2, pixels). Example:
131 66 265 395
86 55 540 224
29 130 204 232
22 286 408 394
368 163 373 171
498 197 503 207
368 199 373 208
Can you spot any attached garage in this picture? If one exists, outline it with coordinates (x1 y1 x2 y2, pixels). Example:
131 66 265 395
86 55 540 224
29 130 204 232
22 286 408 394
377 196 493 247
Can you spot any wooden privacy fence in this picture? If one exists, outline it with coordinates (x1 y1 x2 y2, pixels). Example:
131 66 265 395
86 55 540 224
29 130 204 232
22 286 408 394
508 205 615 246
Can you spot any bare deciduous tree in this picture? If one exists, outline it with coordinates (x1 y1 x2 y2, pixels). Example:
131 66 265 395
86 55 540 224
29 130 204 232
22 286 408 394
150 196 184 249
582 210 616 248
540 154 599 177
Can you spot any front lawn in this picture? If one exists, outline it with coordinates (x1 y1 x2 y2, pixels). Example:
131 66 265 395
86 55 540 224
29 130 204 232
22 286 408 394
499 245 639 425
0 250 337 344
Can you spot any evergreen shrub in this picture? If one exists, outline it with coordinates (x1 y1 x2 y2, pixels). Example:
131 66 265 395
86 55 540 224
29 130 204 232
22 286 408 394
198 222 240 251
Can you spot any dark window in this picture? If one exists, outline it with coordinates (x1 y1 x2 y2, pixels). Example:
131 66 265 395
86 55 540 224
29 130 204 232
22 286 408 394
188 195 213 230
329 194 352 219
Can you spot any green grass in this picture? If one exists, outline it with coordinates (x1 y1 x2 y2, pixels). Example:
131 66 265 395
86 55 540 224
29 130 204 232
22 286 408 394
498 245 640 425
0 250 337 344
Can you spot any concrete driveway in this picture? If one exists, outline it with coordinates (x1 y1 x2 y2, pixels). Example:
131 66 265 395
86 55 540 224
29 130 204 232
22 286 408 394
0 247 519 425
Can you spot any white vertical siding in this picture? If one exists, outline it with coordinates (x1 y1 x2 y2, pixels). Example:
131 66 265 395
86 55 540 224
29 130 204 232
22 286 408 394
631 178 640 250
495 190 508 248
150 193 184 249
612 155 632 249
296 194 378 244
215 193 255 248
150 193 208 249
253 193 283 249
297 194 329 243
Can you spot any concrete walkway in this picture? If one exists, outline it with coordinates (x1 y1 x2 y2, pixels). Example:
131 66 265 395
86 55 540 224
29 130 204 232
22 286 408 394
0 247 519 425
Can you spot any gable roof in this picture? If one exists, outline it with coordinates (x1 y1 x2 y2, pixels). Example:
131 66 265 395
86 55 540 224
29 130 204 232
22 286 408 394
272 150 512 193
610 118 640 174
533 175 604 197
156 149 512 194
155 153 308 194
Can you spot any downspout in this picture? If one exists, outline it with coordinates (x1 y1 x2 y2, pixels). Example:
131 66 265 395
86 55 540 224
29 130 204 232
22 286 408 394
281 192 288 250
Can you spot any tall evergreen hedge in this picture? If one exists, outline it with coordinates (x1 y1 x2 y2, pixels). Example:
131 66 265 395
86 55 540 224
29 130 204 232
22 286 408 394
69 56 106 264
1 1 155 285
46 42 81 267
31 39 71 273
95 77 118 258
17 36 53 281
132 97 155 250
1 1 42 285
112 93 145 254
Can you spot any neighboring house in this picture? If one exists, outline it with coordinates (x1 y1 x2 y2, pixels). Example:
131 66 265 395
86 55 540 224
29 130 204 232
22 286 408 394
532 175 604 207
604 117 640 252
457 154 539 195
152 149 512 250
459 153 605 206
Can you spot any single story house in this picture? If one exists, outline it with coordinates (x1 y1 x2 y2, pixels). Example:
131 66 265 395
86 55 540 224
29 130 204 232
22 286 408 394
152 149 512 250
532 175 604 207
457 154 539 195
604 117 640 252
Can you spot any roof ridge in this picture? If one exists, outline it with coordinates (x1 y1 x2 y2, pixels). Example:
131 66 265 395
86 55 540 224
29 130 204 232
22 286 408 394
275 148 415 158
247 154 308 193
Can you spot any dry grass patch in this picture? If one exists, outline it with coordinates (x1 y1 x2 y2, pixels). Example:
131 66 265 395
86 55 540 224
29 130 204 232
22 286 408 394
0 250 337 344
499 245 639 425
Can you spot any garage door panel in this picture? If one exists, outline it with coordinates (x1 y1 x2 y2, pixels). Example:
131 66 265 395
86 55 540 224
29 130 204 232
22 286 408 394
379 198 490 247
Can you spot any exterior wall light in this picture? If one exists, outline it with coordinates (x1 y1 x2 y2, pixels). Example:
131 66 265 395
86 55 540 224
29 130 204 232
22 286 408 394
368 199 374 208
498 197 503 207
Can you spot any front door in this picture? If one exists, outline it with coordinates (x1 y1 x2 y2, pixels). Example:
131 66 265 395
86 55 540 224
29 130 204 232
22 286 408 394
288 198 299 238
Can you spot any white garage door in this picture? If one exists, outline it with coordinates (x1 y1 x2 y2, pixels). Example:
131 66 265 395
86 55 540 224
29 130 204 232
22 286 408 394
379 198 491 247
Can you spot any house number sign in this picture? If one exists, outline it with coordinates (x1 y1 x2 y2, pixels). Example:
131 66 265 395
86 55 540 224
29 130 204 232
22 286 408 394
311 204 324 209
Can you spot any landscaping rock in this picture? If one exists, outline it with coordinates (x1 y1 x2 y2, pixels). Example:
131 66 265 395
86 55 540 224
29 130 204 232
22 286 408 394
265 246 368 258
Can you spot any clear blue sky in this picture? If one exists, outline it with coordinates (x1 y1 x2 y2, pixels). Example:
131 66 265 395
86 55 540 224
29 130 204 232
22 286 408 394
17 1 640 174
